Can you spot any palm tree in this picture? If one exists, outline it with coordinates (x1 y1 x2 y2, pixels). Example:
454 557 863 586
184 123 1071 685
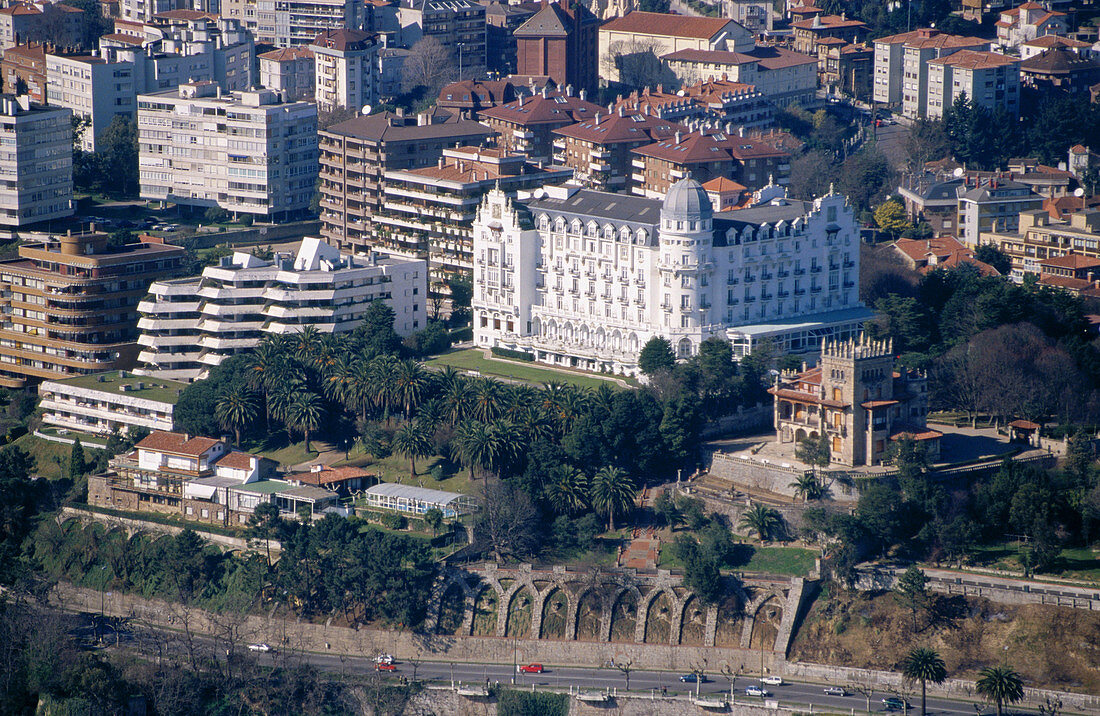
789 473 824 502
738 503 782 542
470 377 503 423
391 420 435 481
368 355 399 422
291 325 321 362
902 647 947 716
215 387 258 445
546 466 589 515
977 666 1024 716
267 378 303 443
451 420 500 480
442 378 474 426
346 358 374 420
287 390 325 453
590 466 636 531
392 359 429 419
244 341 286 428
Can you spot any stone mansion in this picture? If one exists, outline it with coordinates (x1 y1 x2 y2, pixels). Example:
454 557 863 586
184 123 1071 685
471 178 871 375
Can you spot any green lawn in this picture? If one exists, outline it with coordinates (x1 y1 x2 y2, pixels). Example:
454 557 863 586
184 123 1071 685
13 434 100 480
425 349 626 390
334 448 481 496
963 542 1100 583
249 438 322 467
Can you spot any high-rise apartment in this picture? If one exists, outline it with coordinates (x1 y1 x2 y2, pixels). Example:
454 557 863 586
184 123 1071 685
309 29 380 112
137 83 318 219
0 95 73 228
0 231 187 388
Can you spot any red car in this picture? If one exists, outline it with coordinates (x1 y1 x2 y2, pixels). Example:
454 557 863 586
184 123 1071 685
375 663 397 671
518 663 544 674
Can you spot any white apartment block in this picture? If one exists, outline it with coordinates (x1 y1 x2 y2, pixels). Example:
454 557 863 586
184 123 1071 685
136 238 427 381
872 28 988 113
258 46 315 101
39 372 186 436
926 50 1020 120
309 29 379 112
119 0 219 23
47 54 135 153
0 95 73 227
247 0 364 48
472 180 870 375
137 83 318 219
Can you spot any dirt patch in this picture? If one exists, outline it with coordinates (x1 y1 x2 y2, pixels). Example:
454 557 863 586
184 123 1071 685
790 589 1100 694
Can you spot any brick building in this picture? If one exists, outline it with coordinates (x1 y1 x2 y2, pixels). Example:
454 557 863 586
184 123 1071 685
552 107 682 192
513 0 599 94
478 86 600 162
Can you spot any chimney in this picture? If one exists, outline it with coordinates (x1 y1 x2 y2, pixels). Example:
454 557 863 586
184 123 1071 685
579 88 587 101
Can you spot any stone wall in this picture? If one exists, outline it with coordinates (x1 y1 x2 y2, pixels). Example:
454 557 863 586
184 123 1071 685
708 453 861 503
701 404 773 439
59 506 277 553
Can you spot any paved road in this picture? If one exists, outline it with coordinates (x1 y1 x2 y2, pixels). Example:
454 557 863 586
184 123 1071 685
872 121 911 170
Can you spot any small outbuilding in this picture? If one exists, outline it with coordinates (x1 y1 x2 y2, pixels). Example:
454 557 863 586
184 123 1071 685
1008 419 1041 447
363 483 477 518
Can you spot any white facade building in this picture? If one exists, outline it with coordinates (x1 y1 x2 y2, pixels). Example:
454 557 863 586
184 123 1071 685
472 180 870 375
0 95 73 227
309 29 379 112
136 238 427 381
47 54 134 153
38 372 185 436
137 83 318 219
925 50 1020 119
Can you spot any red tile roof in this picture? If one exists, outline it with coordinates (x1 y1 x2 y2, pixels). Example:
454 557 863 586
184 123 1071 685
1022 35 1089 49
480 91 601 126
556 111 682 144
1040 253 1100 270
633 130 733 163
154 9 218 20
258 47 314 61
310 28 374 51
0 4 41 16
889 427 943 441
792 14 866 30
135 430 222 457
216 451 255 470
602 11 738 40
928 49 1018 70
100 33 145 45
292 466 374 486
1008 419 1040 430
703 176 747 192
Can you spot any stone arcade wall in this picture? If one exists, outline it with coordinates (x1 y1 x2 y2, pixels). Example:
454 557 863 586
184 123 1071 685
425 563 809 655
708 453 861 502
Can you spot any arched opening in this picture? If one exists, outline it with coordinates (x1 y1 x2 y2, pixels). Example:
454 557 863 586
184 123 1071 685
540 588 568 639
505 586 534 638
644 591 673 644
609 589 638 642
749 596 783 651
679 595 706 645
472 587 498 636
575 589 603 641
437 583 466 634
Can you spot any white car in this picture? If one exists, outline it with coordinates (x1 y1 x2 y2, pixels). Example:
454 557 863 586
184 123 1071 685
247 643 271 653
824 686 848 696
745 686 771 697
375 653 394 665
760 676 783 686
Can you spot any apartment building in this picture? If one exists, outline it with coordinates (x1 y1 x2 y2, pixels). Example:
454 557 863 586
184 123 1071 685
478 86 600 162
553 108 683 192
318 107 494 251
897 173 965 236
770 337 935 467
926 50 1020 119
1 42 46 103
472 179 869 375
513 0 599 94
87 429 338 525
397 0 486 75
258 47 315 101
119 0 218 23
0 3 85 51
376 146 571 295
631 128 791 196
957 177 1043 246
39 371 186 436
722 0 770 33
791 13 866 56
1020 47 1100 96
436 78 517 118
251 0 365 48
613 78 774 130
136 238 427 381
872 29 988 111
0 96 73 228
662 46 818 108
996 1 1069 49
819 41 872 100
309 29 380 112
600 12 754 85
46 53 134 153
986 208 1100 279
0 230 187 388
1020 34 1090 59
137 83 318 219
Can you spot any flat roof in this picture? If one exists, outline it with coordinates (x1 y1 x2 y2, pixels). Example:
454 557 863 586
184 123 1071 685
365 482 469 504
728 306 875 336
43 371 187 404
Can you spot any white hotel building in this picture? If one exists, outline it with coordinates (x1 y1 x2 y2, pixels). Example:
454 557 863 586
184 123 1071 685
472 179 870 375
136 238 426 381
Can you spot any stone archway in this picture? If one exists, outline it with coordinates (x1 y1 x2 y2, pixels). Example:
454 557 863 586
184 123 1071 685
436 582 467 635
540 588 569 639
715 594 746 647
609 588 639 643
574 589 604 641
679 595 707 645
505 586 535 638
471 586 499 636
643 590 673 644
747 595 784 651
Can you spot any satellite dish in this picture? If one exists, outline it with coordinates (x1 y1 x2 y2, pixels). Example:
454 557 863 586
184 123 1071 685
1075 187 1086 197
953 167 964 178
677 89 686 96
534 188 547 199
361 104 372 115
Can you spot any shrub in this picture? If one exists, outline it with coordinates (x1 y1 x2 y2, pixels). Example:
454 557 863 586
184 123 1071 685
497 690 568 716
240 214 254 227
490 346 534 362
381 512 407 530
429 463 448 482
204 206 230 224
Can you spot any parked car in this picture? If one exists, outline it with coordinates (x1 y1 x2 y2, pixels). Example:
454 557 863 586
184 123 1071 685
745 685 770 697
823 686 848 696
375 663 397 671
760 676 783 686
679 674 707 683
247 643 271 653
374 653 394 664
883 697 910 710
518 663 543 673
